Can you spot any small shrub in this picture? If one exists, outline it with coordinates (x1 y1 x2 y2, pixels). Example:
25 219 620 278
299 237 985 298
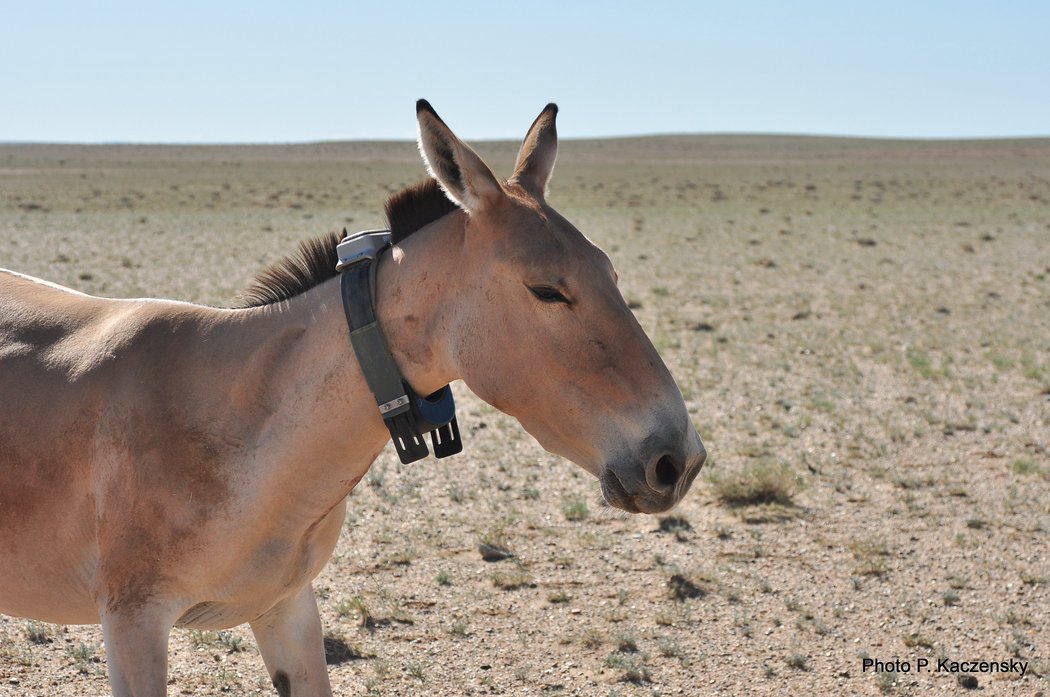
851 539 892 577
491 567 533 590
338 596 375 628
67 642 100 675
616 633 638 653
902 633 934 649
548 590 572 604
667 573 709 601
657 637 683 658
580 629 604 649
561 496 589 521
24 621 52 644
1012 458 1037 475
658 516 692 533
217 630 245 653
708 461 801 507
603 653 652 683
878 669 899 692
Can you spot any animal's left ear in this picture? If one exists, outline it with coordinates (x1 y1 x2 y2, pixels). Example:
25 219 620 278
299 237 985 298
510 103 559 198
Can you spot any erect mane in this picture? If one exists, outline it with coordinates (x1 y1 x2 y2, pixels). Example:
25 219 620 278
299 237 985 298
235 178 458 307
235 232 343 308
385 178 459 245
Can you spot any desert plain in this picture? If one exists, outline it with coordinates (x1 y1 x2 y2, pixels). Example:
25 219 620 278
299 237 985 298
0 133 1048 695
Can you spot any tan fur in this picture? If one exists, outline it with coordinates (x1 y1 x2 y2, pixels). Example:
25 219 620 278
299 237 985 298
0 103 705 696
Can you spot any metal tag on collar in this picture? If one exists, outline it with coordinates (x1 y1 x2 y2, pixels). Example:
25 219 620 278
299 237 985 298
382 385 462 464
336 229 391 270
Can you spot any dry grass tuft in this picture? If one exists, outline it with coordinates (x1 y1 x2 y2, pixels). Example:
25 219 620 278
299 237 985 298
707 461 802 507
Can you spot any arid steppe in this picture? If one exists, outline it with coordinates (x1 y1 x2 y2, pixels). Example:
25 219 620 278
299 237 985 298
0 134 1048 695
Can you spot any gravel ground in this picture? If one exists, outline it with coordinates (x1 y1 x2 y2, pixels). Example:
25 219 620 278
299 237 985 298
0 136 1047 695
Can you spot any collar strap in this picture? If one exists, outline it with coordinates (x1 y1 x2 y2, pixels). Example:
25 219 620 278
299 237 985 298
338 230 462 464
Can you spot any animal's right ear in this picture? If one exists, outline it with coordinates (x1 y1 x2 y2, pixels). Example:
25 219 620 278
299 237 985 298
416 99 503 213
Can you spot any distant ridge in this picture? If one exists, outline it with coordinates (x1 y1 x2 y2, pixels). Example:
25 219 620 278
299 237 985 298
2 135 1048 167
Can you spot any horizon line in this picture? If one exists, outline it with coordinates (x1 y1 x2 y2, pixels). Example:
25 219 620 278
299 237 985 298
3 131 1050 148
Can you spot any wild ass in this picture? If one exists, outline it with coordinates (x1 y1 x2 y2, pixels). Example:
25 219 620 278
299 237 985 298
0 101 706 696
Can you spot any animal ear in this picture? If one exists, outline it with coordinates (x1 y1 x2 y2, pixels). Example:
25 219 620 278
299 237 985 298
416 99 502 212
511 103 558 198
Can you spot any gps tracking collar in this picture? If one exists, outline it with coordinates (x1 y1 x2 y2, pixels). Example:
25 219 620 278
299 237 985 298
336 229 462 464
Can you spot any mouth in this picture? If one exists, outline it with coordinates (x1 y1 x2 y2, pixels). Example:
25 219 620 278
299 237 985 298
600 468 641 513
600 468 679 514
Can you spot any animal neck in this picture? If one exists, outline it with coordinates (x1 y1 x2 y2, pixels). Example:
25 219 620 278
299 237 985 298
224 210 467 510
372 211 466 398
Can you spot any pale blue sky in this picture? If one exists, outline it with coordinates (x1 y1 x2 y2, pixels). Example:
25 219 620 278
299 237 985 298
2 1 1048 142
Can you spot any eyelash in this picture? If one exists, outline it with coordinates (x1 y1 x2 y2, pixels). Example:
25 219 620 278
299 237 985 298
529 285 571 304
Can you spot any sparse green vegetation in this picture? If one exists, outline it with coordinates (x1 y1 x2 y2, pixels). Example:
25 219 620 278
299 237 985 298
603 652 652 683
66 642 100 675
188 629 246 653
491 566 533 591
24 621 52 644
707 460 802 507
877 669 899 692
405 662 426 680
2 134 1047 696
580 629 604 649
901 633 934 649
851 539 892 577
548 590 572 604
1012 458 1040 475
561 496 589 521
657 636 683 658
615 633 638 653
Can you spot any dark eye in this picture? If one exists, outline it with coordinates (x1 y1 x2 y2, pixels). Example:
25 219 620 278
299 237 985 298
529 285 571 304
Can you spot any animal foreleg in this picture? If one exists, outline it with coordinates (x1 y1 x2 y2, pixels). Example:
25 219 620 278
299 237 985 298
100 605 176 697
250 584 333 697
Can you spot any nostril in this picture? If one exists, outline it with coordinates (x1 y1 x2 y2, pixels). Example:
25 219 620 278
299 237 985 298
653 455 680 489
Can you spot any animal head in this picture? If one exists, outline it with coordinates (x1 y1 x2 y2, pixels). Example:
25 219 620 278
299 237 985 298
415 100 706 513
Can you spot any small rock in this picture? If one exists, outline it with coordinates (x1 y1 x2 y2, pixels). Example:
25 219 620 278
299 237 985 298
477 543 514 562
958 674 978 690
691 322 715 332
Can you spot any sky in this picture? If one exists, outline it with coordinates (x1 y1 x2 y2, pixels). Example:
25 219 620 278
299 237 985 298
2 0 1048 142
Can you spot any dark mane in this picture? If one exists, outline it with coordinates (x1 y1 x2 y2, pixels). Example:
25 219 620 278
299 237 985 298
236 178 458 307
385 178 459 245
236 232 343 307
